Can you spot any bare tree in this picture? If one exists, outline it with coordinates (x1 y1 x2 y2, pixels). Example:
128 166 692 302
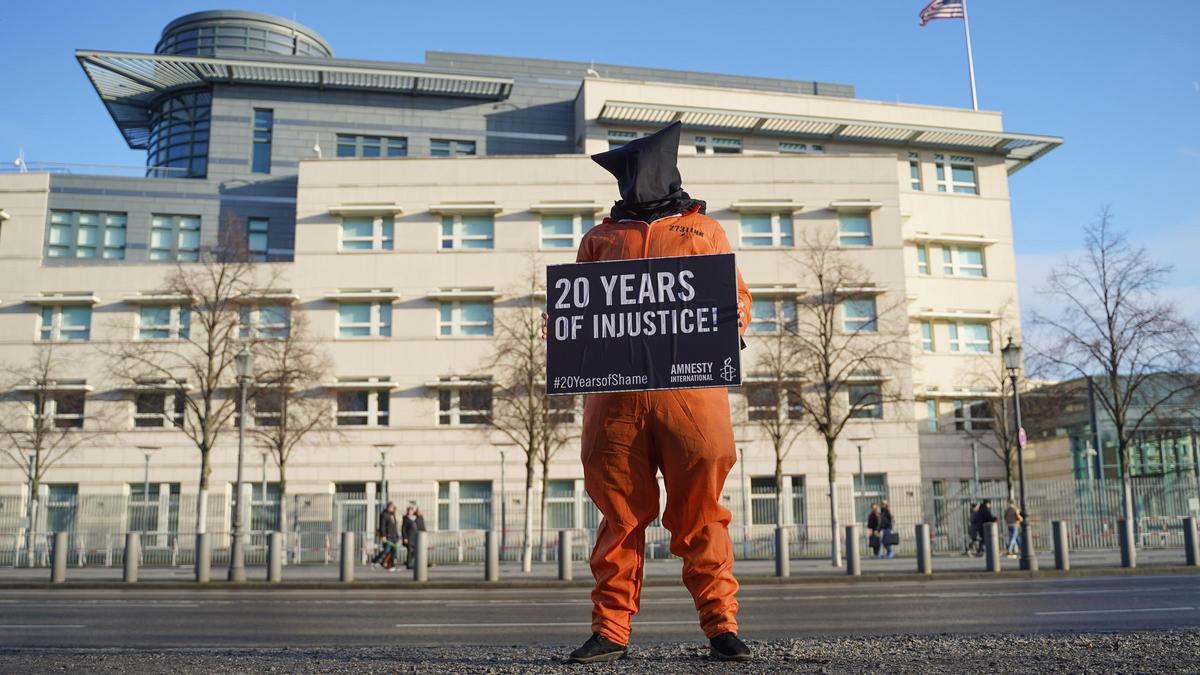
741 314 809 527
788 231 908 566
1031 208 1198 528
0 345 105 566
486 261 574 572
108 221 267 537
247 311 335 537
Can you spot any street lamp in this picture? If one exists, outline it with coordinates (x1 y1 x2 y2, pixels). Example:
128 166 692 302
848 435 872 524
1001 337 1036 571
229 345 254 582
734 428 754 559
136 446 160 532
492 441 516 561
374 444 394 504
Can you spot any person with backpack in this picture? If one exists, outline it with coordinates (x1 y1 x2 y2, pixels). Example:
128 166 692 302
371 501 400 571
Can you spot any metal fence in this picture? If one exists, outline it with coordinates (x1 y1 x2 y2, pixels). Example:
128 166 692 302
3 476 1197 567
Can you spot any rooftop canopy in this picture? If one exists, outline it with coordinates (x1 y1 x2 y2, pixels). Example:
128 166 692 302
598 100 1060 174
77 49 515 149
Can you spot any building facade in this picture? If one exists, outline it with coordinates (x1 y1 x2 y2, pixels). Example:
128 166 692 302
0 11 1060 538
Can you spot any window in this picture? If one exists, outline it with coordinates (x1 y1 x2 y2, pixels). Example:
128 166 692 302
749 475 806 525
252 389 282 427
47 210 127 259
437 382 492 425
150 214 201 262
744 382 802 422
848 383 883 419
440 215 494 250
925 399 939 432
39 305 91 342
437 480 493 530
439 301 493 336
739 213 794 248
239 304 290 339
954 399 994 431
948 322 991 353
138 305 190 340
749 298 797 334
837 213 872 247
546 394 578 424
430 139 476 157
134 391 186 428
607 130 638 150
337 301 392 338
916 245 929 275
252 109 273 173
45 484 78 533
695 136 742 154
908 152 922 191
335 387 390 426
247 217 269 261
546 479 577 529
935 154 977 194
127 483 180 533
336 134 407 157
942 246 986 277
340 215 394 251
780 142 822 154
33 390 86 429
920 321 934 352
540 214 593 249
249 482 281 532
842 298 877 333
853 473 888 522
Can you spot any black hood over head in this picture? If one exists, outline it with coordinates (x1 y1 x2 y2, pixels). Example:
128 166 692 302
590 121 705 223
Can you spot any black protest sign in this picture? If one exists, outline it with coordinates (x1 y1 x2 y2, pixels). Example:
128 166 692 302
546 253 742 395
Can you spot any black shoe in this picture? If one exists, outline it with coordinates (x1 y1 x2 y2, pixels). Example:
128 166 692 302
568 633 628 664
709 632 751 661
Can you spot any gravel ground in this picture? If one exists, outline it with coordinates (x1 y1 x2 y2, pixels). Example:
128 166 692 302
3 631 1198 674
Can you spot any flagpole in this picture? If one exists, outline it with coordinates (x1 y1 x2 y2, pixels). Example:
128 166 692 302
961 0 979 110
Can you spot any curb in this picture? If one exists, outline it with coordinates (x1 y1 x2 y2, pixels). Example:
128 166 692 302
0 564 1195 591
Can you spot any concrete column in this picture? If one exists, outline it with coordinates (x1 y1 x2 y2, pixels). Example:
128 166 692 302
195 533 211 583
123 533 140 583
485 530 499 582
1118 518 1136 568
984 522 1000 573
340 531 355 582
267 532 283 583
413 531 428 582
915 523 932 575
1052 520 1070 571
1020 522 1039 572
558 530 573 581
50 532 67 584
774 527 790 578
845 525 860 577
1183 516 1198 567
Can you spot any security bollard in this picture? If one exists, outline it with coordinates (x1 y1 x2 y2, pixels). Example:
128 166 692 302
1020 523 1039 572
775 527 790 578
413 531 428 582
195 533 211 583
1052 520 1070 571
845 525 861 576
984 522 1000 573
340 531 355 582
123 532 140 583
50 532 67 584
915 523 932 575
558 530 573 581
268 532 283 583
1183 517 1198 567
1118 519 1136 568
485 530 499 582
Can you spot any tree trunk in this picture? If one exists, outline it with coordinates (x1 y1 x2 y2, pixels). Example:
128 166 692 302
25 495 39 569
196 450 211 536
278 462 289 551
827 437 841 567
521 458 535 573
774 451 785 529
538 460 550 563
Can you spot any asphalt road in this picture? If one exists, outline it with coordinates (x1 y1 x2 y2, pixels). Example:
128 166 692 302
0 573 1198 650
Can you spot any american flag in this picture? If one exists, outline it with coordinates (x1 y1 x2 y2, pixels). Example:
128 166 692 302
919 0 965 26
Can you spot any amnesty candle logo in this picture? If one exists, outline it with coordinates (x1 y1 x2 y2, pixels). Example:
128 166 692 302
720 357 737 383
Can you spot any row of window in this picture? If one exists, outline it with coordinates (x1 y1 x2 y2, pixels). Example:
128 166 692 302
748 297 880 335
916 244 987 278
47 211 269 262
924 398 994 433
918 320 993 353
607 130 825 155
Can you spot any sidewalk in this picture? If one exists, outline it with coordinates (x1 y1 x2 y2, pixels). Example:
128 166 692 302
0 547 1194 586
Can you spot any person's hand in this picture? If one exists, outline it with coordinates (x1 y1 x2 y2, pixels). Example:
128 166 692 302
737 299 747 330
541 311 549 340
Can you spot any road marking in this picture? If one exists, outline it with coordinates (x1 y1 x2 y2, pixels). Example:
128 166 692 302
1035 606 1195 616
396 620 696 628
0 625 87 629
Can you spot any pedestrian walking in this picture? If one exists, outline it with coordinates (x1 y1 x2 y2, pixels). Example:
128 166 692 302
879 500 896 558
401 506 417 569
371 501 400 571
866 503 882 558
1004 502 1023 558
966 503 983 556
978 499 999 553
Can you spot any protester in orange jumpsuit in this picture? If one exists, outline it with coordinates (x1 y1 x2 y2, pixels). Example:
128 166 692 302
567 122 753 664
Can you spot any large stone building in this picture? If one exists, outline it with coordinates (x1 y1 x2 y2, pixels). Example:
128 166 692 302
0 11 1060 542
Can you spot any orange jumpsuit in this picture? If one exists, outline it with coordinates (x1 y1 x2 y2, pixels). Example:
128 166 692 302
576 206 752 645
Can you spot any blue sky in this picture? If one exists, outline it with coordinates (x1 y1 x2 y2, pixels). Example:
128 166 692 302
2 1 1197 315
